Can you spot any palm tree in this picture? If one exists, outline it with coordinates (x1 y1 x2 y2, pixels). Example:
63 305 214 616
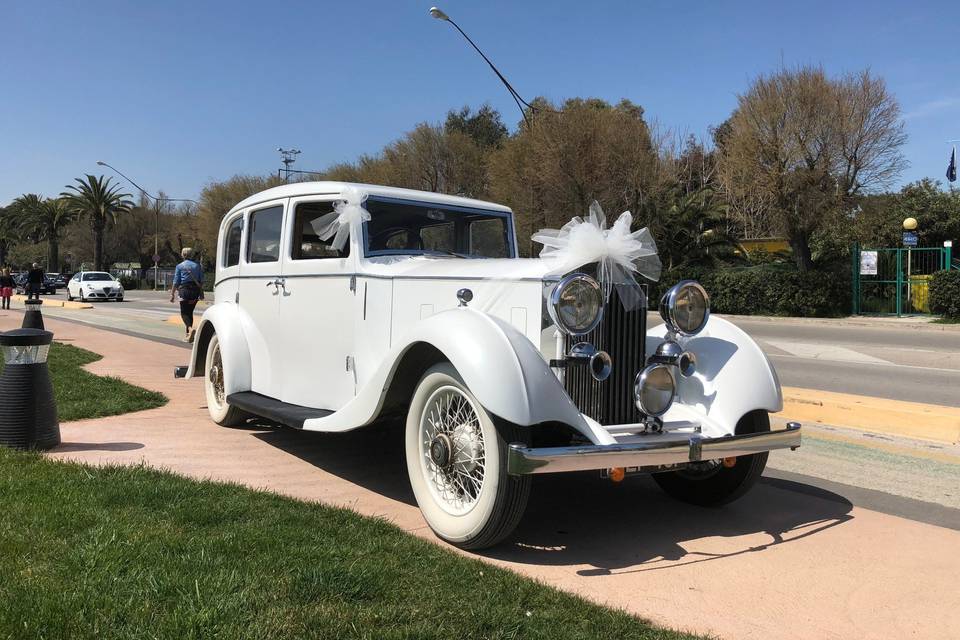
61 175 132 271
12 195 77 272
0 205 21 267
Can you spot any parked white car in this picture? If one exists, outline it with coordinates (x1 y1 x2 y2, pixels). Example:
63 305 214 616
67 271 124 302
181 182 801 549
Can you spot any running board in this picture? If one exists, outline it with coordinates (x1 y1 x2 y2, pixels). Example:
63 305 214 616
226 392 333 429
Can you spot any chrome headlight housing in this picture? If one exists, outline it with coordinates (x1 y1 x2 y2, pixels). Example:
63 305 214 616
634 363 676 417
547 273 603 336
659 280 710 336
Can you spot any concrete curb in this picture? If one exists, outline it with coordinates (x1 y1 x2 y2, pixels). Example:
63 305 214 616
780 386 960 444
11 294 92 310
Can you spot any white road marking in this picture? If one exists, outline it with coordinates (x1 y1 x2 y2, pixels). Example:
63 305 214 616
764 340 892 365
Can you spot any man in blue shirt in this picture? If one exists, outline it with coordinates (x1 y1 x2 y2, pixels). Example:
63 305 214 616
169 247 204 342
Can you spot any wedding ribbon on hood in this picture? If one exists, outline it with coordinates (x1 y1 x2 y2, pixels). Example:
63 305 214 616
313 186 372 251
532 201 661 311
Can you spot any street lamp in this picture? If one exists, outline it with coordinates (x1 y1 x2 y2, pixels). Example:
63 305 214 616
428 6 536 127
96 161 199 290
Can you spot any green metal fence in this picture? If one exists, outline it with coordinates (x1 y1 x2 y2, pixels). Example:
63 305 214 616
852 243 953 316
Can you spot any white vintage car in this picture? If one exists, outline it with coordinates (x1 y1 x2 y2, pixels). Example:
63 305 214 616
181 181 801 549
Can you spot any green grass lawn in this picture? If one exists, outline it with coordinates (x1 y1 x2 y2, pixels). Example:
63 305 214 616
0 342 167 421
0 449 698 640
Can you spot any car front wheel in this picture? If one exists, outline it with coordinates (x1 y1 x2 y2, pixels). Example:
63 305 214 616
203 333 247 426
405 363 530 550
652 410 770 506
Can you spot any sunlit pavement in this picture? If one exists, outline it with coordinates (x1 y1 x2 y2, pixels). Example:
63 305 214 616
3 310 959 640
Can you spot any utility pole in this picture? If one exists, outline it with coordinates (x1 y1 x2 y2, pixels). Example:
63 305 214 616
277 148 301 181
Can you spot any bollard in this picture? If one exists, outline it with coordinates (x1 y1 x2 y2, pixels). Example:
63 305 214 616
0 328 60 450
22 299 44 330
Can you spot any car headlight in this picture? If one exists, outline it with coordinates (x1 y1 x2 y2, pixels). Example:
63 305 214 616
547 273 603 336
659 280 710 336
634 363 676 416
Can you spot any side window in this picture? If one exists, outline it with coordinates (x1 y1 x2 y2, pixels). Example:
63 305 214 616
469 218 509 258
291 202 350 259
223 216 243 267
247 205 283 263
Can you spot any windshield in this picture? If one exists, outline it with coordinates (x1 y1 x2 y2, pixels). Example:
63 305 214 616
82 273 113 281
363 197 514 259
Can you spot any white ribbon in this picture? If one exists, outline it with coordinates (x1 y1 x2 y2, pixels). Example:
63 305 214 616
313 186 371 251
532 201 661 310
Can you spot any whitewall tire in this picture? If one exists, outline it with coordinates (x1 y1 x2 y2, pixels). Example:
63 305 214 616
405 363 530 550
204 333 247 427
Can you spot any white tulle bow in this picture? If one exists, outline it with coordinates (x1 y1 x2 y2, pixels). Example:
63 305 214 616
532 201 661 310
313 186 371 251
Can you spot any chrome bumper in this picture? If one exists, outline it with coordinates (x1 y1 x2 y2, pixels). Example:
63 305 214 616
507 422 801 475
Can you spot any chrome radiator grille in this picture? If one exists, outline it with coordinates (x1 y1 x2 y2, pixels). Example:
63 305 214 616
563 288 647 425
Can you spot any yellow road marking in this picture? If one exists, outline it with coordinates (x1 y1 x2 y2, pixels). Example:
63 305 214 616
780 386 960 445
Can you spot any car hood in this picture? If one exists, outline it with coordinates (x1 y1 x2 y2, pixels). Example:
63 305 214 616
359 256 555 282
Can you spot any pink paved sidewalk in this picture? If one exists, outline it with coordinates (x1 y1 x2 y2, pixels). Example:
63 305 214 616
8 311 959 640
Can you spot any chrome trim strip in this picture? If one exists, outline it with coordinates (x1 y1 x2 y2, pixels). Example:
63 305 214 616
214 272 546 287
506 423 801 475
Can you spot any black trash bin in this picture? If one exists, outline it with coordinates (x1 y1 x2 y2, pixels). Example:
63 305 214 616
0 328 60 450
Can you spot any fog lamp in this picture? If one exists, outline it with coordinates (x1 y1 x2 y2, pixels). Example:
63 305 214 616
634 363 676 417
0 328 60 450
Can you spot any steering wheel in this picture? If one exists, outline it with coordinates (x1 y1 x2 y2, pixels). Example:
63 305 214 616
371 227 424 251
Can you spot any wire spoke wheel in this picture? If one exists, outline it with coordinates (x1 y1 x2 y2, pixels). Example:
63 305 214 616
208 343 226 407
419 386 486 515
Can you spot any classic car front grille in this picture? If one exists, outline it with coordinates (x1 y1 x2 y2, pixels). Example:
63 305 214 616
563 286 647 425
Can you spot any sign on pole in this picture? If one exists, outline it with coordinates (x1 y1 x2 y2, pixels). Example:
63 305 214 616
860 250 878 275
902 231 918 247
152 254 161 264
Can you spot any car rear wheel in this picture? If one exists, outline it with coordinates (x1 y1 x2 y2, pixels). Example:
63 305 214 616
204 333 247 427
652 410 770 506
405 363 530 550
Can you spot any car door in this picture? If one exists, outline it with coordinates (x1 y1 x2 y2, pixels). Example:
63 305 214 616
238 200 286 399
278 195 357 410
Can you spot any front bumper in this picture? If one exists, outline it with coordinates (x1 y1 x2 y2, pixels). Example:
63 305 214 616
507 422 801 475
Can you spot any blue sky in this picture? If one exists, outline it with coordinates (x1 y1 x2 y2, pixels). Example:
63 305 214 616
2 0 957 204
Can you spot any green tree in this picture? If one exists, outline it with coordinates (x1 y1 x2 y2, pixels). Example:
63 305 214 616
444 104 508 149
60 175 132 271
11 195 77 272
0 205 21 267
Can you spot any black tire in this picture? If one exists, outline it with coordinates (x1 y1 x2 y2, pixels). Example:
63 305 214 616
66 291 73 301
405 363 530 550
653 410 770 506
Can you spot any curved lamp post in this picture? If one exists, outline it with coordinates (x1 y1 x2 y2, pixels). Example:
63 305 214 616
96 161 199 290
0 328 59 450
428 6 537 126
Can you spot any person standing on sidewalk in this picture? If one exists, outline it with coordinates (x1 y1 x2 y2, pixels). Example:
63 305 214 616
26 263 44 301
0 268 14 309
169 248 204 343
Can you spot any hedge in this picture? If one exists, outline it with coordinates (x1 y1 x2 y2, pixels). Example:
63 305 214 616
929 270 960 319
652 265 851 317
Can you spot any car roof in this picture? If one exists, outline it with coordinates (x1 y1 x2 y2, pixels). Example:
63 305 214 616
228 182 513 219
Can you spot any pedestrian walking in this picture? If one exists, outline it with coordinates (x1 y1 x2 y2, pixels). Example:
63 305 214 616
0 268 14 309
170 248 204 343
26 263 44 301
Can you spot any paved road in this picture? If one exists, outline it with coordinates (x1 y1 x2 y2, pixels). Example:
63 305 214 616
19 314 958 640
27 290 960 406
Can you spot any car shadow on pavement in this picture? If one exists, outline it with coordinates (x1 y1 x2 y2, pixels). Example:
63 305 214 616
487 471 853 574
250 420 853 571
251 418 416 506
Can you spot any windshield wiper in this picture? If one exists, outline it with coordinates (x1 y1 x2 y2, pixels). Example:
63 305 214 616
428 248 471 259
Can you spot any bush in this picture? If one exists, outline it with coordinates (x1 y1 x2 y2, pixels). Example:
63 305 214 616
117 275 139 290
929 270 960 318
652 265 851 317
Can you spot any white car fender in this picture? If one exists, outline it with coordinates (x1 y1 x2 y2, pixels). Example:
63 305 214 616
186 304 252 397
647 315 783 438
302 308 590 434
